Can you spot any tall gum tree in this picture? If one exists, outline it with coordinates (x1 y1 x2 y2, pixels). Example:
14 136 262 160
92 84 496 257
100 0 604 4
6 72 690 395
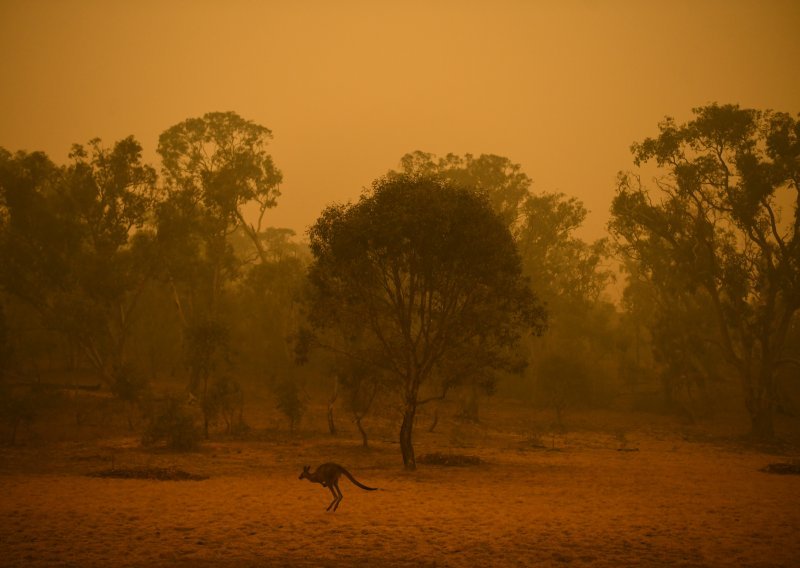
157 111 282 271
395 151 612 414
395 151 611 309
156 111 283 321
307 174 546 469
396 151 532 228
610 103 800 439
0 138 158 387
156 111 283 427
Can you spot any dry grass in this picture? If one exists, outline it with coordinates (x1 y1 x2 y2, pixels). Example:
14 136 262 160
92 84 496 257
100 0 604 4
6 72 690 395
1 398 799 567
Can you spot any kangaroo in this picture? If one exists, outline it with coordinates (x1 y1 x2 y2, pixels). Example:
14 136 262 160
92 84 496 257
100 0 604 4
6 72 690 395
299 463 377 512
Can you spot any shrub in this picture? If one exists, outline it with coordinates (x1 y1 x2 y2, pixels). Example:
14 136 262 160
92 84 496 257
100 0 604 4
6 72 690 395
0 384 37 444
203 376 247 435
272 376 305 433
142 396 200 451
110 365 149 403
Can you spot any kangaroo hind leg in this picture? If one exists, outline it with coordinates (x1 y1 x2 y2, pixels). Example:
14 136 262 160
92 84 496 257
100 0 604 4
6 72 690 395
326 485 338 511
332 481 344 512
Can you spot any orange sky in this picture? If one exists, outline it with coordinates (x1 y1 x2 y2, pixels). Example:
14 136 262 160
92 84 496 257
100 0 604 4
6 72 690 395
1 0 798 240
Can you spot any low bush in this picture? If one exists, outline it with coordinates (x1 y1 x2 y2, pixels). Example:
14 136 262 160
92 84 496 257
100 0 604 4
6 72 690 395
141 396 200 451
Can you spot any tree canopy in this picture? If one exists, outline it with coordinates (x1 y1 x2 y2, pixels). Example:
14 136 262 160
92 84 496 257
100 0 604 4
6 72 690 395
156 112 286 435
0 138 157 387
158 111 282 265
307 173 546 468
394 150 611 308
392 151 613 417
611 103 800 438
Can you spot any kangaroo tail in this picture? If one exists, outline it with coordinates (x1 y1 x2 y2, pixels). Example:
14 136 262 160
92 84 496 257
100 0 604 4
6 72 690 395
341 468 377 491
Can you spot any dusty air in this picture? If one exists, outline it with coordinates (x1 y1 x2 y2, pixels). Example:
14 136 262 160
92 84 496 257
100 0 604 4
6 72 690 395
0 1 799 567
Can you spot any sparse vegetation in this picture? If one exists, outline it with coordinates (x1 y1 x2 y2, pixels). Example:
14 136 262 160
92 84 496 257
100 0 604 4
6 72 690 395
0 56 797 566
0 385 37 444
611 105 800 439
5 398 799 566
272 375 306 434
141 396 201 451
305 174 546 468
1 103 796 461
1 1 799 563
203 375 247 436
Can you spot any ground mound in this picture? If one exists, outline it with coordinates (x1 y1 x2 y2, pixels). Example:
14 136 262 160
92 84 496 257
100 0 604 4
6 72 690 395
761 462 800 475
88 466 209 481
418 452 483 466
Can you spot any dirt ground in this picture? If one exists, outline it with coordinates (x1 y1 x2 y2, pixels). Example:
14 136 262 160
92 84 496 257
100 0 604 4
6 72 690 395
1 401 799 567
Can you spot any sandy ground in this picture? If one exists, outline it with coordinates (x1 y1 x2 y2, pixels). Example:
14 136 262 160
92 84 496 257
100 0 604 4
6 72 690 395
1 409 799 567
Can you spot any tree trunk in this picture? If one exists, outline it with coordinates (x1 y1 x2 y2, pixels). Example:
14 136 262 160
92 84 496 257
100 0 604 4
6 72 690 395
327 377 338 435
327 408 337 435
460 384 480 423
126 402 135 432
751 405 775 440
400 405 417 470
356 415 369 448
554 398 565 431
747 365 776 440
428 407 439 433
202 371 210 440
235 209 269 265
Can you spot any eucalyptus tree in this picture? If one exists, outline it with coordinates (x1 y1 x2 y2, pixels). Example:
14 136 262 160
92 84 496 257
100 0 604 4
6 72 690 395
396 151 610 309
157 111 282 260
157 111 283 315
395 151 612 414
0 137 158 389
307 173 546 468
610 103 800 438
156 111 284 430
397 151 532 227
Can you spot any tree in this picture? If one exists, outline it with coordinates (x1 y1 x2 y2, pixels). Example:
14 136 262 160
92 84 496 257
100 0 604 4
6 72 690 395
0 138 158 389
0 303 9 379
156 110 282 326
157 111 282 266
185 318 230 438
307 174 546 469
395 152 612 412
334 356 387 448
272 374 306 434
156 112 283 427
395 152 612 300
517 193 610 306
610 103 800 439
620 259 725 417
536 353 589 430
396 151 532 227
237 250 307 373
341 367 380 448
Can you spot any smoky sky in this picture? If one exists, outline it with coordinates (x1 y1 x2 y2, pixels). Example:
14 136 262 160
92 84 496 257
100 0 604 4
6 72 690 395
1 0 798 240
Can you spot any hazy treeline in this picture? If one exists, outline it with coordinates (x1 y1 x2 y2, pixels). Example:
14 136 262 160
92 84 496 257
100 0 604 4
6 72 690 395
0 105 798 460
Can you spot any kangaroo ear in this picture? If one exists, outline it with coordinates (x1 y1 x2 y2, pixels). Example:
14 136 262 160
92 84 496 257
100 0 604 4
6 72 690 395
303 465 310 472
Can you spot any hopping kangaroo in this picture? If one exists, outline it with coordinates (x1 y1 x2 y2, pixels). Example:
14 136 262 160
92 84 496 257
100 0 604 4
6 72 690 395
299 463 377 512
